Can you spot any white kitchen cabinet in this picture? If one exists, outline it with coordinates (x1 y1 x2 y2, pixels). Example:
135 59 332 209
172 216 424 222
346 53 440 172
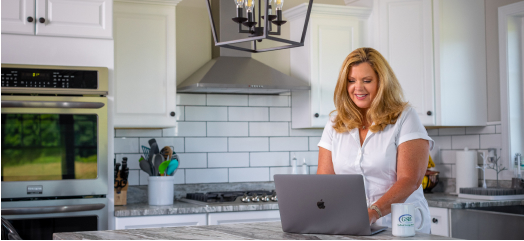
1 0 112 39
375 0 435 126
373 0 487 126
287 4 371 128
428 207 450 237
113 2 177 128
1 0 35 35
115 214 207 229
207 210 281 225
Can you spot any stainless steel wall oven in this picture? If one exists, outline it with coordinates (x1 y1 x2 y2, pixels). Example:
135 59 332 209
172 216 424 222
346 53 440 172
1 64 109 239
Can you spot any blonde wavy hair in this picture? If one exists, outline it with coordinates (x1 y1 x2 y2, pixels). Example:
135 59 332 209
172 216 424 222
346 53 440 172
331 47 408 133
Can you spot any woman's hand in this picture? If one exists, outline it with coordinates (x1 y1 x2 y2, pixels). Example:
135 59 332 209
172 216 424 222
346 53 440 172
367 208 379 225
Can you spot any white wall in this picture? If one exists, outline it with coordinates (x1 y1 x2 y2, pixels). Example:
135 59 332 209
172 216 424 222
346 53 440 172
1 34 115 229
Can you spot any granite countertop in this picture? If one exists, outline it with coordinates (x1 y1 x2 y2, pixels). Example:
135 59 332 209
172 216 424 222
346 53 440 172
53 221 457 240
114 194 524 217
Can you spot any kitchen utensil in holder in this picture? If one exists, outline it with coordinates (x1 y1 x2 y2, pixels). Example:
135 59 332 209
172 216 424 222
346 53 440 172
148 176 175 205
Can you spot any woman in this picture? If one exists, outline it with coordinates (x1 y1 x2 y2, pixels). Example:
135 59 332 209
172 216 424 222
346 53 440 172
317 47 433 233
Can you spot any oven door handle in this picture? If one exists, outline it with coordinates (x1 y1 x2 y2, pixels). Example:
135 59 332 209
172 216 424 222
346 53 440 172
1 100 105 109
1 203 106 215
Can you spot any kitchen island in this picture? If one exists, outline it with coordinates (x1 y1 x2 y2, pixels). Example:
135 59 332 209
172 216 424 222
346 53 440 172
53 221 457 240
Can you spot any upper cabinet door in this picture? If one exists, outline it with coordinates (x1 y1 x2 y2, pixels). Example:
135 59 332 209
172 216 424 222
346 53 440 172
1 0 35 35
377 0 435 126
113 2 177 128
35 0 112 39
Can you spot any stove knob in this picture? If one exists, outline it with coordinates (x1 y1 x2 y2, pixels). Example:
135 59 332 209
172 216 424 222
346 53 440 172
241 194 251 203
251 194 260 202
261 195 270 202
270 194 278 202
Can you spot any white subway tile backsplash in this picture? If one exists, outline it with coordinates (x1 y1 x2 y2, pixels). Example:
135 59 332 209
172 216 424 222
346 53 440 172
229 107 268 121
173 169 185 184
139 170 149 185
249 95 288 106
114 138 139 153
229 167 270 182
270 137 309 151
292 151 319 166
139 137 184 153
207 94 248 106
310 166 318 174
207 122 248 136
439 127 466 136
309 137 321 151
208 153 250 167
177 153 207 168
426 129 439 136
116 129 162 137
433 164 453 178
290 127 323 136
452 135 480 149
115 154 142 169
186 168 228 183
440 150 457 164
177 94 206 106
163 122 206 137
185 138 228 152
270 108 291 121
249 122 288 136
176 106 184 121
229 137 269 152
128 170 139 185
480 134 501 149
466 126 496 135
185 107 228 121
250 152 290 166
430 136 452 150
269 167 293 181
495 125 502 134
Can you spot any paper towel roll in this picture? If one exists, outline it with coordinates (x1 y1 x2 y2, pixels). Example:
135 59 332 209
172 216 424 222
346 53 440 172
456 148 478 194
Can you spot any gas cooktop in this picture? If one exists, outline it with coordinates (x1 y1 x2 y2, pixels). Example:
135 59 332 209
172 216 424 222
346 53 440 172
180 190 277 205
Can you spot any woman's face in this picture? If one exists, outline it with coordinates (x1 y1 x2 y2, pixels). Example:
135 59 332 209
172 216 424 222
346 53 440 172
347 62 379 110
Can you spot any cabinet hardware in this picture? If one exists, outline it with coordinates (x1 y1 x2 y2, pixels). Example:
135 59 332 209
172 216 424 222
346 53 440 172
314 113 319 118
39 17 45 23
170 111 175 117
427 111 432 116
27 17 34 23
432 218 438 224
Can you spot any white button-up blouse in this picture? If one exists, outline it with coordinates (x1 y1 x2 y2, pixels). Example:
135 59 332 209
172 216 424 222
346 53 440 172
317 107 434 233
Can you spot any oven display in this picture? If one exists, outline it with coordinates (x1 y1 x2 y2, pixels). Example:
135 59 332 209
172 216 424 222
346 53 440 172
1 68 98 89
1 114 98 181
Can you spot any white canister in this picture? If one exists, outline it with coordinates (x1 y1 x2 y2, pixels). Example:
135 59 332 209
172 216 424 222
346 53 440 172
148 176 175 206
391 203 426 237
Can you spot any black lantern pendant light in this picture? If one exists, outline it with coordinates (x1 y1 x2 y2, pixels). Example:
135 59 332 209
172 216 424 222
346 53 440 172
206 0 313 53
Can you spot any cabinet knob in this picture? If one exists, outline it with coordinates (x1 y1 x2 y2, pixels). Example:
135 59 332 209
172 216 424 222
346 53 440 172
432 218 438 224
314 113 319 118
39 17 45 23
27 17 34 23
170 111 175 117
427 111 432 116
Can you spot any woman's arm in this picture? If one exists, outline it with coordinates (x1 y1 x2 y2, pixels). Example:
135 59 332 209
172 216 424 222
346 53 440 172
367 139 429 224
317 147 335 174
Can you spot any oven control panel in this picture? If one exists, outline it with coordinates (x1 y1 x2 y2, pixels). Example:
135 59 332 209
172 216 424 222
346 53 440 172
1 68 98 89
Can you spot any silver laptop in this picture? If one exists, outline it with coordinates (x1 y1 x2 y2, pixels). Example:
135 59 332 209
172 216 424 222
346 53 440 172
274 174 387 235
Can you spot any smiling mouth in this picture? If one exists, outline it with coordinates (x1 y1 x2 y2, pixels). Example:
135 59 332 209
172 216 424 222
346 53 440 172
355 94 368 100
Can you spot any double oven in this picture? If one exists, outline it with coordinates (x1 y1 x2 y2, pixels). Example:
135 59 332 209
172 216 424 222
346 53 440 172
1 64 109 239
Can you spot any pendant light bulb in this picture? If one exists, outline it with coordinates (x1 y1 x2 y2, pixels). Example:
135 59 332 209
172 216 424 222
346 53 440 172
268 0 274 15
245 0 255 12
276 0 284 10
234 0 245 8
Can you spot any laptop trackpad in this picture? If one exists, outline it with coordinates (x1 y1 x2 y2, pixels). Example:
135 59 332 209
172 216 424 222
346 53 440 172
370 224 387 235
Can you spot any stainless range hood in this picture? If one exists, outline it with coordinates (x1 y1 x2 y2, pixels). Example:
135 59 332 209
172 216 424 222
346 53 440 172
177 0 309 94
